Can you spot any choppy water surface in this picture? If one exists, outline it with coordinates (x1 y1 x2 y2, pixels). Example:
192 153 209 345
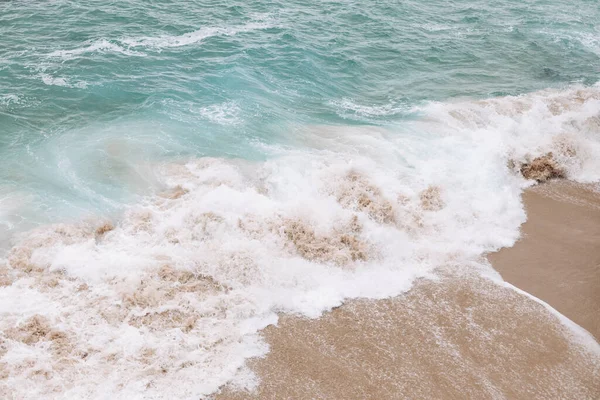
0 1 599 398
1 0 599 230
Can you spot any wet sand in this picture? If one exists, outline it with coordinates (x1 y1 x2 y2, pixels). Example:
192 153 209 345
489 181 600 340
217 182 600 400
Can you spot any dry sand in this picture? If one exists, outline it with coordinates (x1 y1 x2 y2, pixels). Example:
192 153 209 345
217 181 600 400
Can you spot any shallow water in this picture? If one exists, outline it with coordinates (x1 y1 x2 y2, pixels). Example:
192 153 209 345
0 1 599 398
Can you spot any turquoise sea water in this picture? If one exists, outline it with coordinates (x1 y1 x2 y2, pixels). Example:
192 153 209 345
1 2 600 398
1 0 599 237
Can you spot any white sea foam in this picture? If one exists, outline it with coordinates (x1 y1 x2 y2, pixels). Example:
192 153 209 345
40 74 88 89
538 28 600 56
0 94 22 107
503 281 600 356
159 99 242 126
1 85 599 399
577 32 600 56
197 101 242 125
48 39 145 60
416 84 600 182
121 21 274 49
47 20 274 60
331 98 409 118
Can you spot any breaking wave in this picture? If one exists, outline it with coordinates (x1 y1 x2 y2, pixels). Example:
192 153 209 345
1 85 599 399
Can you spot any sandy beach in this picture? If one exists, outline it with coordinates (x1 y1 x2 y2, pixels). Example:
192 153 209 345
3 2 600 398
218 181 600 399
489 181 600 340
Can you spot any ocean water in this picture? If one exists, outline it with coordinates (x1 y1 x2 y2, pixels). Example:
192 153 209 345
0 0 599 398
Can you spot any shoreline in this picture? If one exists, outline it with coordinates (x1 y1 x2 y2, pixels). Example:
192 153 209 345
217 181 600 399
489 181 600 340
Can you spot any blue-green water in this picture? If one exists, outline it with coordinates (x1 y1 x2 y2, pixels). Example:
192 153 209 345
2 2 600 398
1 0 599 234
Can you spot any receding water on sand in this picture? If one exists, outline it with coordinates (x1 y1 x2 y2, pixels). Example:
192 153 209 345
1 1 600 398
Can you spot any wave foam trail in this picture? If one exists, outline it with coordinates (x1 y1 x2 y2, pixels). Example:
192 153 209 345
1 86 599 399
47 20 274 60
331 98 410 119
40 74 88 89
122 21 275 49
48 39 144 59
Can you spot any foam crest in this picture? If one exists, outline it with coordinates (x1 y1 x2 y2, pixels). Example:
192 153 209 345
418 85 600 182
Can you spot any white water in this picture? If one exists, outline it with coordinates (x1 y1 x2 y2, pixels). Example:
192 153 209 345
1 86 599 399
